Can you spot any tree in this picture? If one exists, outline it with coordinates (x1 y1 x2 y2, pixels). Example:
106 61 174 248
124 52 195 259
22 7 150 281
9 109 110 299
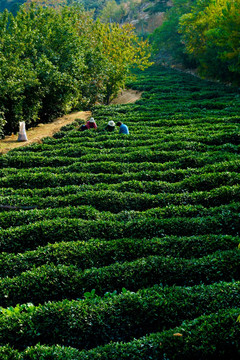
99 0 126 23
179 0 240 82
71 12 152 105
88 21 152 104
149 0 197 67
24 0 67 8
0 3 152 135
0 5 86 133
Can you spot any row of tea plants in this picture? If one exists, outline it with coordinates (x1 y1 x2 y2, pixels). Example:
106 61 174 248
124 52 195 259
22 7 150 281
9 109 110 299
0 64 240 358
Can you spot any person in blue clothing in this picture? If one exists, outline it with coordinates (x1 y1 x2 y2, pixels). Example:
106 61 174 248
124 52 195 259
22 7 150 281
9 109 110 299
117 121 129 135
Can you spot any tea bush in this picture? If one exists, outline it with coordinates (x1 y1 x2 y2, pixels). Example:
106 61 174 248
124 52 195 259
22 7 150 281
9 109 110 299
0 234 239 277
0 64 240 357
1 308 240 359
0 283 240 351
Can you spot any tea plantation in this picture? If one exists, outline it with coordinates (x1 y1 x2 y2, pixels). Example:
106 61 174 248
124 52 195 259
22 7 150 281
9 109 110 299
0 64 240 359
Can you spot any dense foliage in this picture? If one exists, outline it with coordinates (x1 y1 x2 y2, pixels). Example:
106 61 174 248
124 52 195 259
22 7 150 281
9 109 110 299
150 0 240 83
0 3 151 136
149 0 197 65
179 0 240 81
0 5 85 134
0 64 240 357
0 0 79 13
0 0 169 23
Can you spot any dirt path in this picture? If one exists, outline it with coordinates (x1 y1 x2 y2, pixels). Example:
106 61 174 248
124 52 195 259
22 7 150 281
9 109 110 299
0 89 142 155
110 89 142 104
0 111 91 155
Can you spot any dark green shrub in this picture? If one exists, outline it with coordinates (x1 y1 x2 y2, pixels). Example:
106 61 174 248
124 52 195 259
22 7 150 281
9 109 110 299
0 250 239 306
0 282 240 352
1 306 240 358
0 234 238 278
1 63 240 358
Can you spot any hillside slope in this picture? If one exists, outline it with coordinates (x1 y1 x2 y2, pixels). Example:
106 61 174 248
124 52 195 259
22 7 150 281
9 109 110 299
0 64 240 358
0 0 24 12
0 0 170 34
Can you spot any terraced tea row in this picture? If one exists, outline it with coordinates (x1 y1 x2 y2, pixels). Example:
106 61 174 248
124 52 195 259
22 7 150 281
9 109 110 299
0 282 239 351
1 202 239 228
1 158 240 179
1 211 239 253
1 181 240 210
0 150 238 170
1 308 239 359
1 169 240 192
0 64 240 358
0 250 239 307
10 137 240 153
0 235 238 277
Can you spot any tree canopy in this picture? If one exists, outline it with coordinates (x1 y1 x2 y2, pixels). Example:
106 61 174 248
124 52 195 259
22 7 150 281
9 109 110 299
179 0 240 81
149 0 240 83
0 3 151 136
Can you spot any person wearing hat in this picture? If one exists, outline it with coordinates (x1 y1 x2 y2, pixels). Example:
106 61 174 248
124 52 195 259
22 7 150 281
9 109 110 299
105 120 115 132
86 117 97 129
117 121 129 135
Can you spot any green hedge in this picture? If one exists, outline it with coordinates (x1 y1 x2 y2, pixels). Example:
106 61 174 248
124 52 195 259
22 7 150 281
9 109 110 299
10 132 240 152
0 160 179 177
0 205 102 229
1 201 239 229
0 250 239 306
0 282 240 351
0 235 239 278
1 149 237 169
1 185 240 215
1 170 239 191
5 147 234 160
44 120 240 143
3 308 239 359
1 63 240 357
1 211 240 252
9 138 208 152
1 158 240 183
0 154 75 168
